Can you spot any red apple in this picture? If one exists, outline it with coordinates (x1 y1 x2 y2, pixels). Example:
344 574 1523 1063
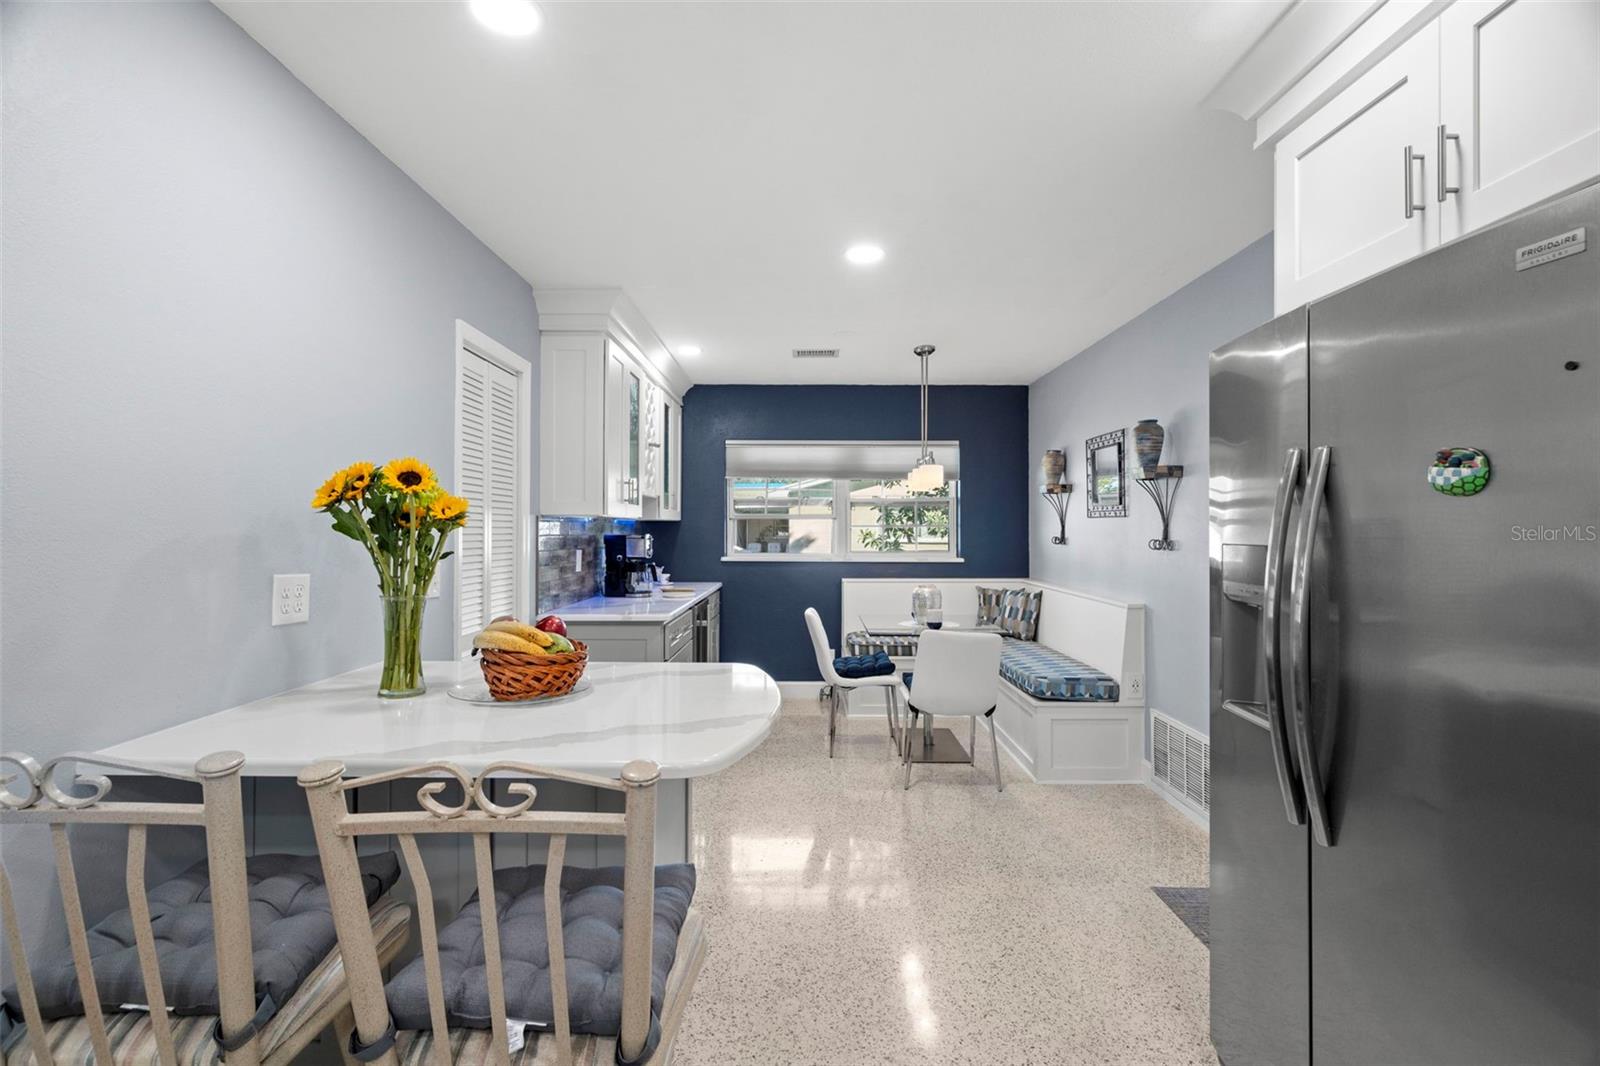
534 614 567 637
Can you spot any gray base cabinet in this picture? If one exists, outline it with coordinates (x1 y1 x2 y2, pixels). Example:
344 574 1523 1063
565 592 719 663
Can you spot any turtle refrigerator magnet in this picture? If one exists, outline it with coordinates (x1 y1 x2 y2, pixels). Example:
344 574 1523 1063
1428 447 1491 496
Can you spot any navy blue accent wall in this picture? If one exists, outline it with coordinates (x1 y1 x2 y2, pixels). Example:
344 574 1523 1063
643 385 1029 681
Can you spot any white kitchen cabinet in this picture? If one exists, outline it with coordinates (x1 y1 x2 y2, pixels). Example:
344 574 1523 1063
1439 0 1600 240
1262 0 1599 310
535 289 691 520
645 392 682 521
604 341 643 519
641 380 663 500
1275 25 1441 313
538 333 607 517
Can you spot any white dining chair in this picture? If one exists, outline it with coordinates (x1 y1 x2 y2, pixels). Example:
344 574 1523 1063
804 607 904 758
900 629 1005 791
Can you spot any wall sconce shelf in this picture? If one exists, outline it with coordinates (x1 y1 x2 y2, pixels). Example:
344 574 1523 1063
1136 466 1182 551
1041 484 1074 546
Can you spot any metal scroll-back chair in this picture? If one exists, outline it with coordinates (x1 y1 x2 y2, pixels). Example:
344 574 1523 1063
0 750 406 1066
298 757 706 1066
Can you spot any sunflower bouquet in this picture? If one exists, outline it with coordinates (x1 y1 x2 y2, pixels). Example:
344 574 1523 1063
312 457 468 697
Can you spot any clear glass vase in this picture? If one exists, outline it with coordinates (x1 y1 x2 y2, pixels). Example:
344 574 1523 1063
379 593 428 698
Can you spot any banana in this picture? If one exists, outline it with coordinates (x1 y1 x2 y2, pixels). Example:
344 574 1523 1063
484 619 554 646
472 629 545 654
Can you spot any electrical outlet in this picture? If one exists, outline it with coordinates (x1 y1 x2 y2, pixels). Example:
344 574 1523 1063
427 572 441 599
272 573 310 626
1126 673 1144 699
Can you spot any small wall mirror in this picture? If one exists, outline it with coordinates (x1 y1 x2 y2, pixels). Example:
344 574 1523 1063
1085 429 1127 517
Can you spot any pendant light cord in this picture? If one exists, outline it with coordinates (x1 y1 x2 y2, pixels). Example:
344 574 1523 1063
914 344 935 463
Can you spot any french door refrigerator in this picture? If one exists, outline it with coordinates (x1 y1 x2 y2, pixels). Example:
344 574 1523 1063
1210 180 1599 1065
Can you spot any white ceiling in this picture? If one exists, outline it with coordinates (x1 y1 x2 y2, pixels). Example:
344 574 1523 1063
218 1 1284 385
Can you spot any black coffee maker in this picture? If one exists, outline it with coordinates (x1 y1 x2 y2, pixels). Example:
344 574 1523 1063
603 533 653 598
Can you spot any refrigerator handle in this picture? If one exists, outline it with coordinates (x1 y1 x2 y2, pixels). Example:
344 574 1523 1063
1289 445 1335 847
1262 447 1307 826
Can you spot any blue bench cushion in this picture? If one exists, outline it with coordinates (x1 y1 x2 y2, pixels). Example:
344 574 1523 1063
999 637 1120 701
6 852 400 1021
833 651 895 678
385 863 695 1050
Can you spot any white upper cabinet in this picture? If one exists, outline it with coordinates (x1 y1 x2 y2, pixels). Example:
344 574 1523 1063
1275 26 1441 313
535 289 690 520
538 333 607 518
1439 0 1600 240
1236 0 1600 311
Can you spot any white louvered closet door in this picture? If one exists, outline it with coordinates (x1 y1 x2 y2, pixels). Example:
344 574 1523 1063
457 350 523 655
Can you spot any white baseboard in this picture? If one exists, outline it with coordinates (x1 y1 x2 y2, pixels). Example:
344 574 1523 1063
785 682 908 717
1145 759 1209 831
777 681 826 701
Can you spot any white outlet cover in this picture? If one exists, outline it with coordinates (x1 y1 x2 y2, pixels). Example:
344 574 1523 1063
1126 673 1144 697
272 573 310 626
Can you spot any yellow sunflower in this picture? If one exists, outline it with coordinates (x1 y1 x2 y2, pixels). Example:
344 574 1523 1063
381 457 437 495
428 493 470 525
341 461 375 498
310 472 345 510
395 506 424 530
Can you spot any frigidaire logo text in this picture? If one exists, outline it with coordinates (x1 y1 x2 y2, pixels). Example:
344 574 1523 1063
1510 524 1599 542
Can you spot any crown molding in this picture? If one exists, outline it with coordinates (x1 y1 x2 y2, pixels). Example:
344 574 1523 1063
533 287 693 399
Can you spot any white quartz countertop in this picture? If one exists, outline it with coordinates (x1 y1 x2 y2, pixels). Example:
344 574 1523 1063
551 582 722 623
96 659 778 780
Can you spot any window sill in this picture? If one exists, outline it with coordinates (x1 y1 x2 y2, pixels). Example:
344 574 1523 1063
720 555 966 564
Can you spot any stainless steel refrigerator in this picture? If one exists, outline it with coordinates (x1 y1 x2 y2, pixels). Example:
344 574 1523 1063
1209 180 1599 1065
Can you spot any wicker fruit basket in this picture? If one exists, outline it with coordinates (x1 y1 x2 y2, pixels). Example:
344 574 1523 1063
477 640 589 702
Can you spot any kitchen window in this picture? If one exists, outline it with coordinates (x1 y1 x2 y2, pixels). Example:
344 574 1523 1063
723 441 961 562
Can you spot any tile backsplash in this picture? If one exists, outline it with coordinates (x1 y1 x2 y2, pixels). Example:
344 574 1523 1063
536 517 635 613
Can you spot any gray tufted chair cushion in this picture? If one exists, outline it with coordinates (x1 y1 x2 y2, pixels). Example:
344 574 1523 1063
5 852 399 1020
384 863 695 1038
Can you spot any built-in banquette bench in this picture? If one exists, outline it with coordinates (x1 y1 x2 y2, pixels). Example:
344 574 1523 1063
838 579 1146 784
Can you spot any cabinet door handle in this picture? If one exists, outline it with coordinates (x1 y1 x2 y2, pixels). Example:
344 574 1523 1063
1436 124 1460 202
1403 146 1427 218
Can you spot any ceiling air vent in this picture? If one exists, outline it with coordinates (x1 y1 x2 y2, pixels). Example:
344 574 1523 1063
792 348 840 359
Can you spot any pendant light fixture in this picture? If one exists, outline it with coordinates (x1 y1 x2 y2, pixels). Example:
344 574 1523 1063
906 344 945 491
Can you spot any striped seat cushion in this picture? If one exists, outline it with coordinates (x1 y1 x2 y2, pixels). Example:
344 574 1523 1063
999 637 1120 701
1 897 410 1066
844 631 918 658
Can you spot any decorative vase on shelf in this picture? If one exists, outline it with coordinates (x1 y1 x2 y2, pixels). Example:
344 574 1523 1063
379 593 428 698
1134 419 1165 474
911 584 943 626
1041 449 1066 490
312 456 469 699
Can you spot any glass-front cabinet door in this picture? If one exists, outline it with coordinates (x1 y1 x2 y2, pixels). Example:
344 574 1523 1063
627 368 641 507
661 397 673 511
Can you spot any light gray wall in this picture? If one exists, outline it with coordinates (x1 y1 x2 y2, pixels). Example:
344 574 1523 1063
1 0 538 941
1029 236 1272 741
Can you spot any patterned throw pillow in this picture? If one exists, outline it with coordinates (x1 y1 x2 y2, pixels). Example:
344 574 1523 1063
976 586 1009 627
999 588 1044 641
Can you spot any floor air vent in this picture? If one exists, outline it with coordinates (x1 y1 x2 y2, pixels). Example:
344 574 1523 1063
1152 711 1210 815
792 348 840 359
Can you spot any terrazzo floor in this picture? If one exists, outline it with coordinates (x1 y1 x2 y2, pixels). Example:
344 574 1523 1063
671 697 1216 1066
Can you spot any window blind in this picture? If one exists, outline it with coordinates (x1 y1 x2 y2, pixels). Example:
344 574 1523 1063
724 440 961 480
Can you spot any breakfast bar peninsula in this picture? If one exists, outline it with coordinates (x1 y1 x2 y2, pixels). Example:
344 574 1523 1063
97 660 781 865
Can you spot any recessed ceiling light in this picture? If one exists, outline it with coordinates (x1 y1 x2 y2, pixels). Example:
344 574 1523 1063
845 243 885 266
470 0 542 37
677 344 702 358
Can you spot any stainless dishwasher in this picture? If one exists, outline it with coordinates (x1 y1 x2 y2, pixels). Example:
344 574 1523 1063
693 591 720 662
